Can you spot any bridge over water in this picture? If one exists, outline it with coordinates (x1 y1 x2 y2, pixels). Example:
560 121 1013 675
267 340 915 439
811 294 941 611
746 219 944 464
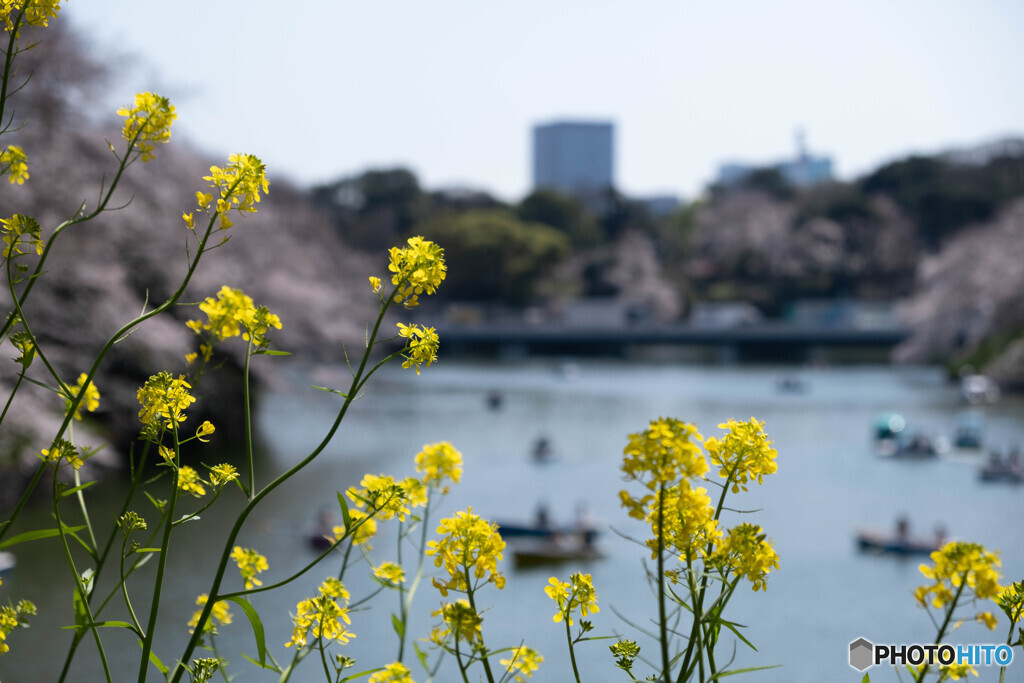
434 321 911 362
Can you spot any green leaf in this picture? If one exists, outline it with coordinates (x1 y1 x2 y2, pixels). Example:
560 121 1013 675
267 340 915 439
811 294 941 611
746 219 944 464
238 652 282 673
254 349 291 356
137 641 170 675
337 492 352 534
862 674 870 683
0 524 86 549
413 641 429 671
226 596 267 666
719 618 758 652
313 385 349 398
710 663 782 678
391 613 404 639
58 480 97 498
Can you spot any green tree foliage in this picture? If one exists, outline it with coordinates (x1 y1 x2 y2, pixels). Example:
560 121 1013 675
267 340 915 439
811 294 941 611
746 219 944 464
861 153 1024 248
311 168 424 250
516 189 601 247
415 210 570 306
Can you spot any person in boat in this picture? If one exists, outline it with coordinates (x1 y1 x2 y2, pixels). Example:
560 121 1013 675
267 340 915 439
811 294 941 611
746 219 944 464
532 436 552 462
534 501 551 531
894 515 909 544
575 503 597 549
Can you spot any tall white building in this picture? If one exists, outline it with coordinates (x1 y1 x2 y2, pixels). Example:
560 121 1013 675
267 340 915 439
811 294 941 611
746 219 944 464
532 120 614 199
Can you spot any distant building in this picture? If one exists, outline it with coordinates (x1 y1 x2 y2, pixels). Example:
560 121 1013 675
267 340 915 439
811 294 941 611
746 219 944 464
717 130 834 189
533 120 614 201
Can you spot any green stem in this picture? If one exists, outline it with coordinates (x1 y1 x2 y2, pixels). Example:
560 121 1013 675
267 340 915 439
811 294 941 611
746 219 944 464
243 340 255 498
0 4 26 134
0 211 220 545
51 467 114 683
656 481 670 680
169 294 400 683
453 636 472 683
137 440 181 683
678 473 734 683
317 632 332 683
914 578 968 683
565 617 582 683
464 569 496 683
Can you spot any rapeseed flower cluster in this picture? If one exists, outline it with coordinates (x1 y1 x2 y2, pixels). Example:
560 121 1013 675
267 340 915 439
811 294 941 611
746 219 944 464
647 481 719 562
996 580 1024 624
430 599 482 645
65 372 99 421
187 594 232 635
230 546 269 590
373 561 406 585
0 596 35 656
186 286 282 357
39 438 81 470
201 154 269 229
937 662 978 680
545 572 599 625
1 0 63 34
396 322 439 375
285 577 353 648
915 542 1002 611
0 145 28 184
330 507 378 550
704 418 778 493
137 372 195 431
415 441 462 493
177 466 206 498
208 463 237 488
621 418 706 491
367 661 414 683
0 214 42 259
117 92 176 162
711 523 779 591
346 474 413 522
386 236 446 308
499 645 543 682
427 507 506 596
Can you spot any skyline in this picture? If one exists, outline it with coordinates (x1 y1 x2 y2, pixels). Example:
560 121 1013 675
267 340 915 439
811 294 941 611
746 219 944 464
65 1 1024 202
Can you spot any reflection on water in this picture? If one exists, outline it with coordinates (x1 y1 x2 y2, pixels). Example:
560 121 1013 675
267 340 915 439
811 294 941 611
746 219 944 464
3 361 1024 682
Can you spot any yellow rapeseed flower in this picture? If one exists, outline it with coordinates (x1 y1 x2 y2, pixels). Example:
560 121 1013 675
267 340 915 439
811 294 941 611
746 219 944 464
0 213 43 258
1 0 63 34
368 661 414 683
66 373 100 421
396 322 439 375
915 541 1002 610
0 145 29 184
188 286 282 349
430 599 482 645
621 417 706 492
346 474 411 522
646 480 720 562
704 418 778 493
203 154 269 219
712 523 779 591
544 573 598 625
187 594 232 634
177 466 206 498
427 507 506 596
373 562 406 585
137 372 195 430
285 582 353 649
231 546 269 590
500 645 543 682
415 441 462 493
117 92 176 161
208 463 238 488
195 421 216 442
388 236 446 308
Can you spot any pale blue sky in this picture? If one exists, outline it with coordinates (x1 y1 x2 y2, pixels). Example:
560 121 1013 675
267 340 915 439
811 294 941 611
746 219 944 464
67 1 1024 202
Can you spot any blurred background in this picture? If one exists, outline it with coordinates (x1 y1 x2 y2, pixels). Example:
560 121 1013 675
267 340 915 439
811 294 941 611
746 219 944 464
2 1 1024 681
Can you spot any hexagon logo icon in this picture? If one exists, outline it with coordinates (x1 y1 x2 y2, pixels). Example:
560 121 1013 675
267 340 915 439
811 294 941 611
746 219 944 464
849 637 874 671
